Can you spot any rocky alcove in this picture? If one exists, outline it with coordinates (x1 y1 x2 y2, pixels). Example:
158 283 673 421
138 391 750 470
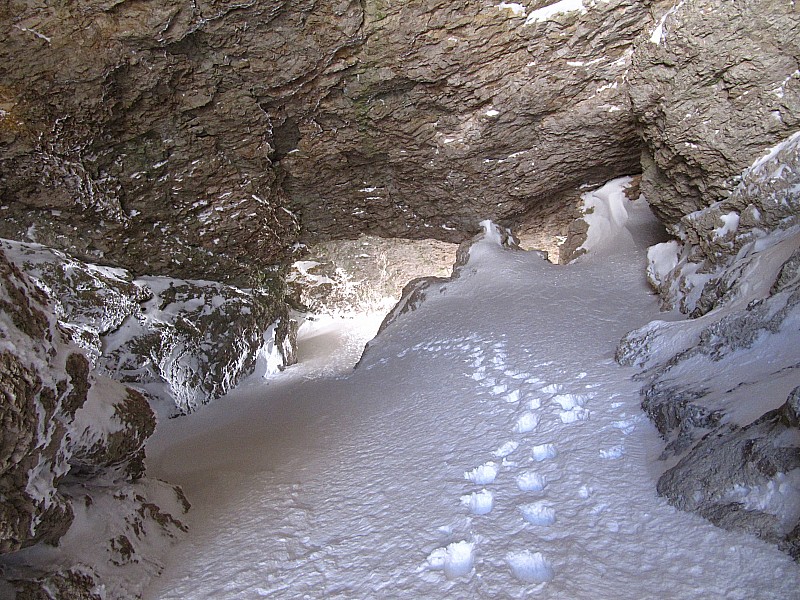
1 0 799 596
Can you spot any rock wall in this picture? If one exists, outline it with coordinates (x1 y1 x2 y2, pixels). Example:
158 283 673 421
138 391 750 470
1 0 656 283
628 0 800 226
0 248 189 597
2 239 297 415
617 131 800 559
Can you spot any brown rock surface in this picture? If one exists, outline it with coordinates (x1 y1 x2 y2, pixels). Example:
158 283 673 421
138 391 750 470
1 0 651 282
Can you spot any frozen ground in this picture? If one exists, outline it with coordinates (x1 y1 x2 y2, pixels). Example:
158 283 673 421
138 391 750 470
143 193 800 599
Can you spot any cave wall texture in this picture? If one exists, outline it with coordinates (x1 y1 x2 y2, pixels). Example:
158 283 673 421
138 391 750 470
2 0 795 284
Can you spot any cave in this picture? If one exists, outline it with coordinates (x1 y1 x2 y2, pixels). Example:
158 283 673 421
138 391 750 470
1 0 799 597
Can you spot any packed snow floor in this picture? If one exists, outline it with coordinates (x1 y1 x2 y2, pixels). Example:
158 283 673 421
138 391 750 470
143 208 800 599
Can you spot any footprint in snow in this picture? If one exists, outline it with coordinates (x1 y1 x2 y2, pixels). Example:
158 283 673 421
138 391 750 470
461 489 494 515
599 446 625 460
551 393 591 410
531 443 557 462
559 407 590 424
540 383 563 394
519 501 557 526
465 462 498 484
471 370 486 382
514 412 540 433
612 418 637 435
516 471 547 493
506 550 554 583
425 541 475 579
493 441 519 458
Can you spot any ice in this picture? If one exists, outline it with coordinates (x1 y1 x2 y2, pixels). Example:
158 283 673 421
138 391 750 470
506 550 554 583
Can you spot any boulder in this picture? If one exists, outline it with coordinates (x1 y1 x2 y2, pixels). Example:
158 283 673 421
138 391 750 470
618 130 800 558
627 0 800 226
2 239 297 414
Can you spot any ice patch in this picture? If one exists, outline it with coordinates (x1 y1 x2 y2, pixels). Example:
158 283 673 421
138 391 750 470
559 407 589 423
514 412 540 433
529 397 542 410
465 462 499 484
494 441 520 457
520 502 557 526
506 550 555 583
532 443 557 462
600 446 625 460
504 389 521 403
516 471 547 493
461 489 494 515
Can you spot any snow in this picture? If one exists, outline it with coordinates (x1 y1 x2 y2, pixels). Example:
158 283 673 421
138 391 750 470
650 1 686 45
497 2 527 16
575 176 636 256
725 470 800 532
714 211 740 238
142 193 799 599
524 0 585 24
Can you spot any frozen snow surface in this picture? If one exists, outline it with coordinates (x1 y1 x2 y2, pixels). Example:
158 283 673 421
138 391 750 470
143 200 799 598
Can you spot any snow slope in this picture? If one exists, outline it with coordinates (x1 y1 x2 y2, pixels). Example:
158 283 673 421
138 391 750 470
143 196 799 599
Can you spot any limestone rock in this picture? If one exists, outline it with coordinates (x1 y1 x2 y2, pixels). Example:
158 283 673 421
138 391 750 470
628 0 800 226
287 235 457 316
657 388 800 559
2 239 296 414
1 0 649 282
0 248 166 556
618 132 800 557
284 0 646 246
645 131 800 316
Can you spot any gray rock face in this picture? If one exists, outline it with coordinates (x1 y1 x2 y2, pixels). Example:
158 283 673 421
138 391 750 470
646 131 800 317
0 247 188 592
2 239 297 414
657 389 800 559
618 131 800 558
628 0 800 226
0 0 650 282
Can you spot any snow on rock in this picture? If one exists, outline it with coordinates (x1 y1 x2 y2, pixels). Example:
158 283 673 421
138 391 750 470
618 131 800 558
561 175 669 263
524 0 586 25
0 248 188 597
1 239 296 415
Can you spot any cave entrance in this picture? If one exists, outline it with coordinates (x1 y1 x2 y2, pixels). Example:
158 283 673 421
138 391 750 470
286 235 459 373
